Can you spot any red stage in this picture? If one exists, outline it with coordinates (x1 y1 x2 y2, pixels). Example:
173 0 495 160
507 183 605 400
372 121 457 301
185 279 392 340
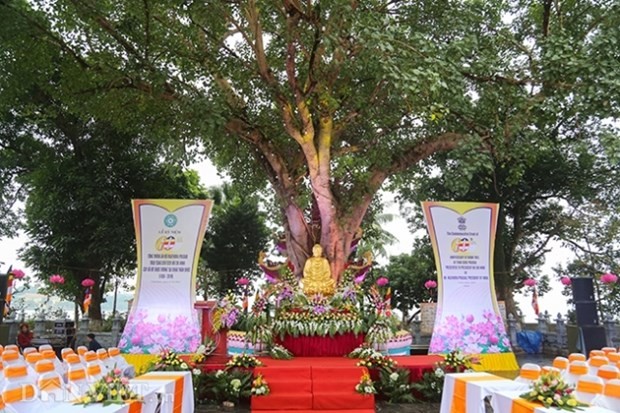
248 356 442 413
274 333 365 357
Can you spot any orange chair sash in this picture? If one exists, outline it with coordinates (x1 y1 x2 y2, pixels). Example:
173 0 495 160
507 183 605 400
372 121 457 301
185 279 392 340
553 360 568 369
68 369 86 381
39 377 62 391
3 385 35 403
570 365 588 375
569 354 586 362
578 381 604 394
87 365 101 375
605 383 620 397
590 358 608 367
520 370 540 380
598 370 619 380
5 366 27 378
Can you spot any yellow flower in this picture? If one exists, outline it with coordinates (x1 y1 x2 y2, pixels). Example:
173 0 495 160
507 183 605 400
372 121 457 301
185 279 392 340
83 396 92 404
120 389 126 396
529 391 537 397
558 400 564 405
111 390 118 397
567 399 577 407
97 393 104 402
537 396 544 401
545 398 553 404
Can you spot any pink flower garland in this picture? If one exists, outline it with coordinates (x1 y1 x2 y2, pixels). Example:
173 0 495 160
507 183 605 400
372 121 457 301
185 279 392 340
49 274 65 284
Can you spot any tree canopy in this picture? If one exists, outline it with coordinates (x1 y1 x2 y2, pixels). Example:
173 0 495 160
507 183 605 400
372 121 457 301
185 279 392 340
2 0 620 291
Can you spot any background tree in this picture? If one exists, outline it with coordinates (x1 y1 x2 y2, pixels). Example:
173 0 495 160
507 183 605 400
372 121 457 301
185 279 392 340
200 184 270 297
2 0 619 284
0 103 207 321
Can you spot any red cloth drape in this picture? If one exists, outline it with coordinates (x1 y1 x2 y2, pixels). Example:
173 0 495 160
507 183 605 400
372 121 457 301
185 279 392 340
275 333 365 357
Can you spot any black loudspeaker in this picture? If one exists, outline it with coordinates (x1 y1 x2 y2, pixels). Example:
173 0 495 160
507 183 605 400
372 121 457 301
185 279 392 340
571 277 595 301
571 277 599 326
580 326 608 354
575 302 599 325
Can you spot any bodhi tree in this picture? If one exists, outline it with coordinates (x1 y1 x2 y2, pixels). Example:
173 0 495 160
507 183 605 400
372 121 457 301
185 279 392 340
2 1 619 280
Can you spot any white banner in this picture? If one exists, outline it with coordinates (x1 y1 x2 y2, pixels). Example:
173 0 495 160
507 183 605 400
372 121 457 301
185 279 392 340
422 201 511 354
119 199 212 354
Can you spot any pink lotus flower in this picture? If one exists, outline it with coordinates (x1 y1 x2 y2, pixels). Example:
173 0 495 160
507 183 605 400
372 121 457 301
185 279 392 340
114 368 122 375
81 278 95 287
560 277 572 286
105 376 113 383
466 314 474 323
524 278 537 287
49 274 65 284
600 273 618 284
121 377 129 385
10 269 25 279
376 277 389 287
236 277 250 286
424 280 437 289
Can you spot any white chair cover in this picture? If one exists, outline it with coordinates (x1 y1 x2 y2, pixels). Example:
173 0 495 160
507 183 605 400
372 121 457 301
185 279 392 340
21 348 36 357
566 360 589 385
552 356 569 372
589 356 609 376
38 345 52 353
1 381 43 413
597 364 620 381
37 370 66 402
66 365 89 398
575 375 604 404
515 363 540 383
593 379 620 411
86 361 103 383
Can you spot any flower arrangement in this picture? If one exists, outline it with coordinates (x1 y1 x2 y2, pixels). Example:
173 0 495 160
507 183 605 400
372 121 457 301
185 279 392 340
348 344 383 359
49 274 65 284
213 294 241 331
377 368 415 403
251 374 270 396
190 338 216 365
439 350 479 373
75 368 141 406
355 371 377 395
272 307 364 338
269 344 293 360
356 352 398 372
197 369 252 405
151 348 189 371
524 278 537 287
519 371 587 411
226 354 263 369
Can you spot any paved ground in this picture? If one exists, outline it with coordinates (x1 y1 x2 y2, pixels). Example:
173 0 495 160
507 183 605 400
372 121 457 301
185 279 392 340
194 352 554 413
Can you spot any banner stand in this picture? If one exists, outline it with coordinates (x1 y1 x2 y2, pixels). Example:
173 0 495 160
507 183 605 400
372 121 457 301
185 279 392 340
422 201 518 372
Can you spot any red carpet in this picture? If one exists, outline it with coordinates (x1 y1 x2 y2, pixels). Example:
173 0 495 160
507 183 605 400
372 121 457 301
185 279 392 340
249 356 441 412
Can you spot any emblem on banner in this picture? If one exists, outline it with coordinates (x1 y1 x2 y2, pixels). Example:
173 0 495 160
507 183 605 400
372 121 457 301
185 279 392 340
164 214 178 228
451 237 475 254
156 235 177 251
457 216 467 230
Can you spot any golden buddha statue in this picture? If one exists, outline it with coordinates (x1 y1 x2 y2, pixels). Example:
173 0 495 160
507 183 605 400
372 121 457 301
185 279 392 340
302 244 336 296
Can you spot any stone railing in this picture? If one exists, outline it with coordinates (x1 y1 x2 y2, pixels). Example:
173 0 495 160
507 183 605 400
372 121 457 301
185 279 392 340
408 310 620 355
2 311 123 349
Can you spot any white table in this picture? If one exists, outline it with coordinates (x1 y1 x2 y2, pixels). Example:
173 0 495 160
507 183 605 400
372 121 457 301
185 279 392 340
130 371 194 413
491 389 617 413
440 372 530 413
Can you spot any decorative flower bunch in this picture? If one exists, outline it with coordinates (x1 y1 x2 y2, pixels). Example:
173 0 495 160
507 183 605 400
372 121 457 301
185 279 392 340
81 278 95 287
274 284 294 307
438 350 479 373
424 279 437 289
190 339 216 365
76 368 141 405
151 348 189 371
251 374 270 396
600 273 618 285
377 368 415 403
524 278 537 287
10 269 25 279
356 352 398 372
226 354 263 369
348 344 383 359
213 293 240 331
355 371 377 395
560 277 572 286
49 274 65 284
519 371 587 411
269 344 293 360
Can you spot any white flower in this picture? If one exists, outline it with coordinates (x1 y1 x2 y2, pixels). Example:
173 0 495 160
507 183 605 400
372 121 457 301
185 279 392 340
215 369 224 378
196 345 206 354
181 363 188 370
434 368 445 377
230 378 242 389
389 372 399 382
192 368 201 376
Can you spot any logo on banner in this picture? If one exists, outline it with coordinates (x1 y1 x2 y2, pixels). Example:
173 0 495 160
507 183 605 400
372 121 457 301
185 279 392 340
164 214 177 228
156 235 177 251
451 237 475 254
457 216 467 230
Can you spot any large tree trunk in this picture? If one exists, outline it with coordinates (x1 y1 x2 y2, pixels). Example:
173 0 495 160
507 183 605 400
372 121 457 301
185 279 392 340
494 207 519 318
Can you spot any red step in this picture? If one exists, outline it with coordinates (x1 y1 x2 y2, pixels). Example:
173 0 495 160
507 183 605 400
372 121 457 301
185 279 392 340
256 410 375 413
312 391 375 410
251 392 313 410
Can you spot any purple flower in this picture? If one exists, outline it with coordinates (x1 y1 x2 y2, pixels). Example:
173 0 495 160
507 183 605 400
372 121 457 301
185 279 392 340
489 335 499 345
424 280 437 289
376 277 389 287
560 277 572 286
523 278 537 287
313 305 327 315
237 277 250 286
466 314 474 323
600 273 618 284
265 274 278 284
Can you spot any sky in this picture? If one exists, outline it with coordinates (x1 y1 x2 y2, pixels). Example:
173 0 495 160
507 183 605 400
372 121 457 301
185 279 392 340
0 157 574 322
